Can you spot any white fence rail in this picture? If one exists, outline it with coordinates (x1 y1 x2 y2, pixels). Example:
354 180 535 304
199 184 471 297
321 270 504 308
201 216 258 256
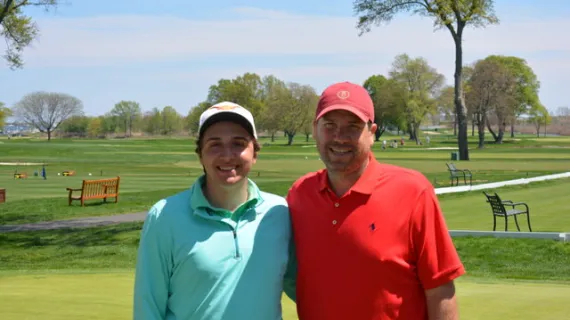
450 230 570 242
435 172 570 195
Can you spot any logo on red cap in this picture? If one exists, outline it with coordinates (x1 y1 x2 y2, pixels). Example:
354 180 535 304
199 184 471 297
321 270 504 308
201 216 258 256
337 91 350 99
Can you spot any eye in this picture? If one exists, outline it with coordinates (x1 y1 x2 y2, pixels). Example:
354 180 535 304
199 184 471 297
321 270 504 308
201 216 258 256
206 141 222 149
233 140 248 147
324 122 336 130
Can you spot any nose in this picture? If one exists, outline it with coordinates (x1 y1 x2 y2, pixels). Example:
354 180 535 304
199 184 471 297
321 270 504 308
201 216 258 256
219 145 234 160
332 127 352 143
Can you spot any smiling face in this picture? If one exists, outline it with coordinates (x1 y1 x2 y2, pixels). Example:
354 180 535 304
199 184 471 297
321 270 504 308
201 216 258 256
198 121 257 188
314 109 377 175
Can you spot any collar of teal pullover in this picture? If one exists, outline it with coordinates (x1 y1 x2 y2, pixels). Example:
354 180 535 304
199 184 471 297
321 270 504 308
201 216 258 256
190 175 260 223
133 176 293 320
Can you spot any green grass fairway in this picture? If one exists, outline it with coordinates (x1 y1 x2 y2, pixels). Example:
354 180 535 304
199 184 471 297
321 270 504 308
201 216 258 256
2 135 570 229
0 273 568 319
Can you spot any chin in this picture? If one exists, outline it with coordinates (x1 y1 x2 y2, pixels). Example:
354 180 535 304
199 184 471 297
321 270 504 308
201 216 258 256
219 175 246 186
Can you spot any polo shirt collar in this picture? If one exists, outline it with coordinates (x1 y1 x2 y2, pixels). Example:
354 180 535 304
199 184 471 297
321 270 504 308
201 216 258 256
189 175 263 215
318 152 382 195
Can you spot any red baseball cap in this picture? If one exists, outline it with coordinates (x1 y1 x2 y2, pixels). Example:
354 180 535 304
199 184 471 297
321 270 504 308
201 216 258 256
315 81 375 123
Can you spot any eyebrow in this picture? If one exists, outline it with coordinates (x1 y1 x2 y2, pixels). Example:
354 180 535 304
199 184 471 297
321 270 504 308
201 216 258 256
205 136 249 142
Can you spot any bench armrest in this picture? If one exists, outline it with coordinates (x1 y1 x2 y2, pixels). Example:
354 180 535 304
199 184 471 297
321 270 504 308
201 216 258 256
66 188 82 191
504 202 529 211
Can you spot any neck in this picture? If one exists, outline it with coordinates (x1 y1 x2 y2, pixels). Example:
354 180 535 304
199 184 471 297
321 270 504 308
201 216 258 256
327 157 370 198
203 176 249 212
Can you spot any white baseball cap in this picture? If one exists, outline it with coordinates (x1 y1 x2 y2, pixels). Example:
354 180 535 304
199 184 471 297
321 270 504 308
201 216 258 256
198 101 258 139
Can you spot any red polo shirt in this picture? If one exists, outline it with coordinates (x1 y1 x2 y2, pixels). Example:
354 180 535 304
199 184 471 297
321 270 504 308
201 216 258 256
286 153 465 320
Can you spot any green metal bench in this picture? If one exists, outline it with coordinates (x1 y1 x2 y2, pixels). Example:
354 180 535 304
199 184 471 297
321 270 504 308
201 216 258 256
446 162 472 186
483 191 532 232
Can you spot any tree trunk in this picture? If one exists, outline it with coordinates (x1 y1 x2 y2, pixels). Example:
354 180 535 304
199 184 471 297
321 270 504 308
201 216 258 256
453 28 470 160
454 113 457 136
510 122 515 138
477 113 486 149
471 116 475 136
375 126 385 141
413 124 420 144
47 130 52 141
535 124 540 137
486 118 498 141
305 133 309 142
493 118 506 144
271 133 275 142
496 127 505 144
286 132 295 145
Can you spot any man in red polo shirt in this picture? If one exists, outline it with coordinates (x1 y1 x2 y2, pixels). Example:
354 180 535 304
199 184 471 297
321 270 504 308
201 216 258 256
285 81 465 319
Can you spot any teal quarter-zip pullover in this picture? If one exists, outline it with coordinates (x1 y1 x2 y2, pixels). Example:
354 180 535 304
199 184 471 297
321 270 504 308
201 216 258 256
133 176 293 320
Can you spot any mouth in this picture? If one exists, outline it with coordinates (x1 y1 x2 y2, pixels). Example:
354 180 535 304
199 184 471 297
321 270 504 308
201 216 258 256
329 146 352 156
217 165 239 173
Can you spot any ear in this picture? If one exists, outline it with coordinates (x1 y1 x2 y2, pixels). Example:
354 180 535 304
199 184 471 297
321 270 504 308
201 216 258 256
312 119 318 138
369 122 378 145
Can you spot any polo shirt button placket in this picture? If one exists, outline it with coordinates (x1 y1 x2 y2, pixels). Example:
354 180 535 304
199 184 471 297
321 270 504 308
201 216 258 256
333 202 340 226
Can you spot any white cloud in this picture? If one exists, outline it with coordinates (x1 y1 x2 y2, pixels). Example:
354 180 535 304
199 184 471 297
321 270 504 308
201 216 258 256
1 7 568 113
6 6 569 68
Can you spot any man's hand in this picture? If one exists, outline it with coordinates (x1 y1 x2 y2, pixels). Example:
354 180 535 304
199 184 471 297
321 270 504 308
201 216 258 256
425 280 459 320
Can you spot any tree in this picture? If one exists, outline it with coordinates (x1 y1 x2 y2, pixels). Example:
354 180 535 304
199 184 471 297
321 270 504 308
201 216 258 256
389 54 445 143
185 102 210 135
58 115 89 137
354 0 499 160
142 107 162 135
465 58 516 148
259 75 287 142
0 101 12 130
280 82 318 145
0 0 63 69
87 116 103 138
12 91 83 140
528 104 550 137
363 74 406 140
437 85 455 127
110 100 141 137
161 106 182 135
207 73 264 120
485 55 541 137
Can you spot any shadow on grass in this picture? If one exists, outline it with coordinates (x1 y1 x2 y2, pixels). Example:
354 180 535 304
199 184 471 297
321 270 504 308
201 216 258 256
0 188 183 225
0 222 143 248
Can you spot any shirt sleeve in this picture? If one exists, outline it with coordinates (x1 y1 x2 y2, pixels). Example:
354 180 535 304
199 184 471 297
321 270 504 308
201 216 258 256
133 205 172 319
410 186 466 290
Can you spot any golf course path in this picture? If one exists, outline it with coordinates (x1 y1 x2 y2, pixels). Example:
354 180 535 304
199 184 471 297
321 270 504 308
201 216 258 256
0 212 148 233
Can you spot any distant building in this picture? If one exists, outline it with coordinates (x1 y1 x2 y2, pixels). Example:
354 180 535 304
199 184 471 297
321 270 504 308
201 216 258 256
1 122 39 135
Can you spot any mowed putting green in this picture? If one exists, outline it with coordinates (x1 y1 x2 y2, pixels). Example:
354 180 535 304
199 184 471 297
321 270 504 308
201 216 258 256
0 272 568 319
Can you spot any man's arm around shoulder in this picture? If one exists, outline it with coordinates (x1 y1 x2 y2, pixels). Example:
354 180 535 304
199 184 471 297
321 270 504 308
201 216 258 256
425 280 459 320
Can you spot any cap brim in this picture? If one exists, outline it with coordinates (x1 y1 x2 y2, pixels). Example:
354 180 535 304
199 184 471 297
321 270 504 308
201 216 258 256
316 104 369 123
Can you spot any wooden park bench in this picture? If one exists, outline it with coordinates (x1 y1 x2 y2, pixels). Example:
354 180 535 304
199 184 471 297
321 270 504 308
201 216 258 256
0 188 5 203
483 191 532 232
446 163 472 186
66 176 120 207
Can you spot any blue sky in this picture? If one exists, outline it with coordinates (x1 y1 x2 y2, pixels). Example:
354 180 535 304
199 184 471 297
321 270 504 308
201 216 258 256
2 0 569 117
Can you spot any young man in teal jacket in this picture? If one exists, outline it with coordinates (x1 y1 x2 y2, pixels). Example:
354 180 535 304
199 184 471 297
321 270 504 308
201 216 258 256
133 102 296 320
